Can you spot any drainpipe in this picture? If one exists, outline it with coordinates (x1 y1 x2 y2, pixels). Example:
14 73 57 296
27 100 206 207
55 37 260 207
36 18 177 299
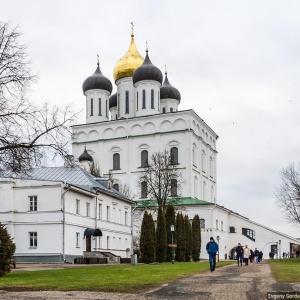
94 194 98 251
62 183 71 262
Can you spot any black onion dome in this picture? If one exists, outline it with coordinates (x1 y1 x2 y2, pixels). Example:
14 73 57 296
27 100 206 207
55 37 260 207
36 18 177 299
82 65 112 94
109 93 117 109
160 73 181 102
79 147 93 162
132 52 163 85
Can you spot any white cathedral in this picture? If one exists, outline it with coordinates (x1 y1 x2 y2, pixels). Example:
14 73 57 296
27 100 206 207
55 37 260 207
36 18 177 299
72 29 300 260
1 28 299 262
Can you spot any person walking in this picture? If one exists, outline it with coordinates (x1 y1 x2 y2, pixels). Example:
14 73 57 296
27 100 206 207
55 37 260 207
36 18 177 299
254 248 259 263
243 245 251 266
206 237 219 272
236 243 244 266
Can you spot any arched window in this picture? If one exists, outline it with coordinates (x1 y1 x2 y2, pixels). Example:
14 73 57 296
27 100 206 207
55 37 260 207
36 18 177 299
136 92 139 111
170 147 178 165
141 150 148 167
216 219 219 230
125 91 129 114
90 98 94 116
163 107 166 113
203 181 206 200
211 186 214 202
151 89 154 109
98 98 102 116
229 226 236 233
171 179 177 197
200 218 205 229
113 183 119 191
141 181 147 198
170 107 173 112
192 144 197 167
113 153 120 170
194 176 198 197
142 90 146 109
202 150 206 172
221 221 223 231
210 156 213 177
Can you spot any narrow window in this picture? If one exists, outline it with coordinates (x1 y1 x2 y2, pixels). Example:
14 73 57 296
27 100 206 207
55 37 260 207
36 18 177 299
86 202 90 217
29 232 37 248
163 107 166 113
151 89 154 109
141 150 148 167
113 153 120 170
117 94 120 117
107 236 110 249
200 218 205 229
90 98 94 116
29 196 37 211
98 98 102 115
125 91 129 114
98 203 102 220
76 232 80 247
203 181 206 200
202 150 206 172
125 211 128 226
106 99 108 117
142 90 146 109
171 179 177 197
170 147 178 165
216 219 218 229
210 157 213 177
113 183 119 191
76 199 80 214
136 92 139 111
107 206 110 221
141 181 147 198
170 107 173 112
158 92 160 111
229 226 235 233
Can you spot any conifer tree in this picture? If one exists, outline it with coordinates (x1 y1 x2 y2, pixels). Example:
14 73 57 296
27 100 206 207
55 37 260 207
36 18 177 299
140 211 156 263
175 212 185 261
192 214 201 262
165 203 176 262
0 223 16 276
184 215 192 262
156 206 167 262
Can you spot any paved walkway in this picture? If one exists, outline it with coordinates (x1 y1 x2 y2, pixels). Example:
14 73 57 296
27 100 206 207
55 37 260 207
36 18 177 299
0 261 299 299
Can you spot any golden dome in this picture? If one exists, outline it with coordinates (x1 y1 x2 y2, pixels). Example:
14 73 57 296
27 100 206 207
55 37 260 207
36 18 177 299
113 34 144 82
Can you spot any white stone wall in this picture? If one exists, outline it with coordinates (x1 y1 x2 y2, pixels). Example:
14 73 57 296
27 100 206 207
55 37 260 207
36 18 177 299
73 110 218 203
0 178 132 262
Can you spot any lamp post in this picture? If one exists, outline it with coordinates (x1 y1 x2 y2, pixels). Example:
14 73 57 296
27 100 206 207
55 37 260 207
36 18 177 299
216 235 220 262
279 240 281 260
171 225 175 264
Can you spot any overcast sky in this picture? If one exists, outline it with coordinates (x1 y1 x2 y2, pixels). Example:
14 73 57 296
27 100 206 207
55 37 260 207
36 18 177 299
1 0 300 238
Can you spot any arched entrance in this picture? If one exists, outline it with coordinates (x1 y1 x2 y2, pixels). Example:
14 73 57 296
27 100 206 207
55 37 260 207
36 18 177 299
84 228 103 252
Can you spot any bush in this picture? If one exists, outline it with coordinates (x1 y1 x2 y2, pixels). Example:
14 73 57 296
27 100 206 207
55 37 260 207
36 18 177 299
0 223 16 276
192 214 201 262
165 204 176 262
156 206 167 262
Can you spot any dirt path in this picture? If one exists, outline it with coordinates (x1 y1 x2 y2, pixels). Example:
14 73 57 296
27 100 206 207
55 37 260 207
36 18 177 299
1 261 299 299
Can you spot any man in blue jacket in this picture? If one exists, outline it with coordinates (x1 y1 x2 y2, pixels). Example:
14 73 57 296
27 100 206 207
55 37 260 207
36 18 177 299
206 237 219 272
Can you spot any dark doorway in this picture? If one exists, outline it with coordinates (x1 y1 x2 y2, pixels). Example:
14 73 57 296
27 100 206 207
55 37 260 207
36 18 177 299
86 236 91 252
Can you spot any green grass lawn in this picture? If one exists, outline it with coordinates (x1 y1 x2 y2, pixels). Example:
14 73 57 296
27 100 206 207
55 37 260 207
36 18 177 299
0 261 233 293
268 258 300 282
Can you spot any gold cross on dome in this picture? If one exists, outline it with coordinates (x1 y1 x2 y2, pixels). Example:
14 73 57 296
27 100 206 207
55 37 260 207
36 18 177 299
131 22 134 35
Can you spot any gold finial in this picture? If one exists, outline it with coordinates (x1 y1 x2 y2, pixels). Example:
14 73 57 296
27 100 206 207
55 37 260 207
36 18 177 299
146 40 148 53
165 64 167 75
97 54 99 66
131 21 134 37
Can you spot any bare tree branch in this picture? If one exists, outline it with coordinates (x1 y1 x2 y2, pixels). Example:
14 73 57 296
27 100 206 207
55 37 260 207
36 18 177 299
276 163 300 227
0 21 78 172
137 150 185 212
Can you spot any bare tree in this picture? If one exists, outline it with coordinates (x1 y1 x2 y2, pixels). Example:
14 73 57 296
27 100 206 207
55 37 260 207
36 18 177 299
0 21 78 172
276 163 300 227
137 150 184 212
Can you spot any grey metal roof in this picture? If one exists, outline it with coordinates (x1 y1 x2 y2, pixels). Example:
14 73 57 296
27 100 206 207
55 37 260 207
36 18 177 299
132 52 163 85
160 74 181 102
0 166 131 202
82 65 113 94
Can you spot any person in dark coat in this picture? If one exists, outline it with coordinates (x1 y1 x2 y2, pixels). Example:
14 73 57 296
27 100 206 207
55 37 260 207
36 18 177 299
236 243 244 266
206 237 219 272
254 248 259 263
